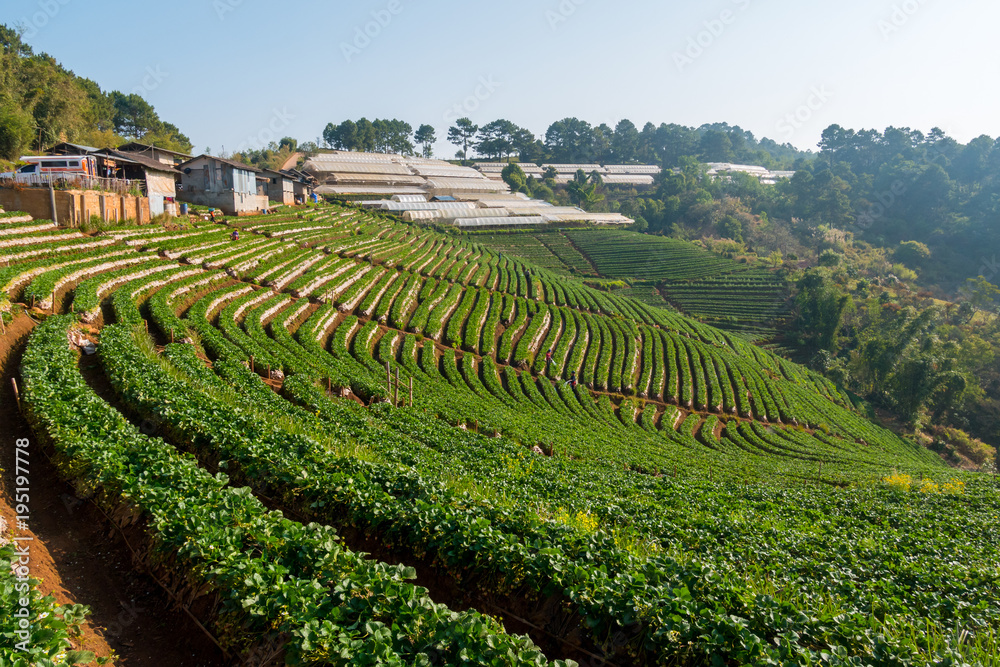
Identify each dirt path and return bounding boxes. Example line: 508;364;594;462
0;313;221;666
278;151;303;172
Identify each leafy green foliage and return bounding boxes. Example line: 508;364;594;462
4;201;998;666
0;25;191;157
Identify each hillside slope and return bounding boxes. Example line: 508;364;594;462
2;204;997;666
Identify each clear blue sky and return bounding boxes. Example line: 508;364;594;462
5;0;995;158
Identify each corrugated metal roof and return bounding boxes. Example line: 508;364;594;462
180;154;261;173
46;142;98;155
93;149;180;174
116;142;193;159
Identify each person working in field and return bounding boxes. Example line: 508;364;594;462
545;348;553;370
231;229;239;241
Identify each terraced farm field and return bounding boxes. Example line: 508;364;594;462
472;230;598;276
2;202;998;666
659;268;793;340
615;286;672;308
564;229;743;281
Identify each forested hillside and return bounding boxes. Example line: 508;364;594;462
593;127;1000;454
0;24;191;160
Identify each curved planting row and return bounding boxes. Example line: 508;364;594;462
3;203;987;666
23;315;560;666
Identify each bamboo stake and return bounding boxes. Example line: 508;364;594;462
386;362;391;398
394;367;400;407
11;378;20;412
409;376;413;407
250;355;254;373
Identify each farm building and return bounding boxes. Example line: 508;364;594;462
303;151;508;199
177;154;268;215
116;142;192;167
279;168;317;203
46;142;99;156
91;149;180;216
258;169;296;206
305;150;634;227
360;197;633;227
705;163;795;185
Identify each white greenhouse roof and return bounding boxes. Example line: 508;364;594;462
504;206;587;216
403;208;513;221
411;165;486;178
543;164;605;172
438;208;514;218
476;199;550;209
369;201;478;211
603;165;661;174
601;174;655;185
543;212;633;224
315;185;426;195
457;192;531;202
308;152;400;163
327;173;427;185
400;210;440;220
451;216;547;228
425;178;509;192
304;162;413;175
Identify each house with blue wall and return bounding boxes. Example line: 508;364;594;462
177;154;268;215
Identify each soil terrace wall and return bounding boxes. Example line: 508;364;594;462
0;187;151;225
